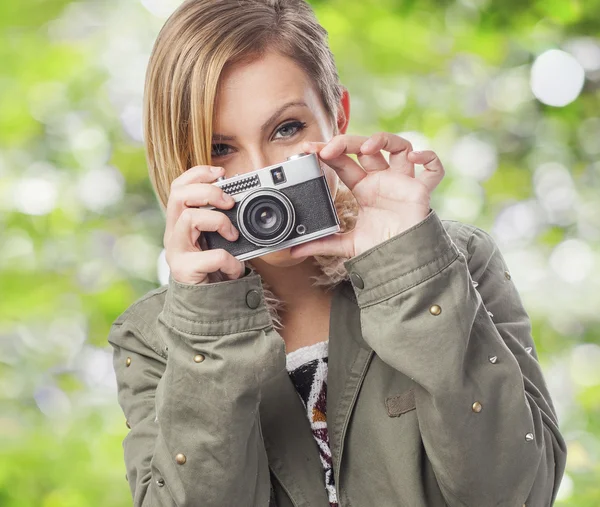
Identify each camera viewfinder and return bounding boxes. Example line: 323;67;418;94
270;167;286;185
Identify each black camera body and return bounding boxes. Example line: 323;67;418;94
203;153;340;261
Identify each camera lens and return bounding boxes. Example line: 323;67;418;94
253;206;278;230
237;190;295;246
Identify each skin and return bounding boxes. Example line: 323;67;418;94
163;50;446;352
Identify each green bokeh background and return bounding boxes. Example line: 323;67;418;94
1;0;599;505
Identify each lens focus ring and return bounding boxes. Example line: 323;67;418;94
237;189;295;246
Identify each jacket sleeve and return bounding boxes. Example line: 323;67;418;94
108;271;285;507
343;210;567;507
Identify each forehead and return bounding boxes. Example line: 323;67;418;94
214;51;321;129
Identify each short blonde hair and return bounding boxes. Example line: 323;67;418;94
144;0;357;323
144;0;344;208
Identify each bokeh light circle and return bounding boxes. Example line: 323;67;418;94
530;49;585;107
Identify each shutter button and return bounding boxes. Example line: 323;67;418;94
350;272;364;289
245;290;261;309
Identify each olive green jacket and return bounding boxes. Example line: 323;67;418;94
109;210;566;507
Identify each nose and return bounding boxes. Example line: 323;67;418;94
247;150;270;172
229;148;290;178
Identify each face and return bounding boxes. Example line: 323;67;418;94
212;50;349;268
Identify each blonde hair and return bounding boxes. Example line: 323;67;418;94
143;0;358;326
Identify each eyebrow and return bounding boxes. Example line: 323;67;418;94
211;100;308;143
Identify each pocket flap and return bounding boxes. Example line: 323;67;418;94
385;388;416;417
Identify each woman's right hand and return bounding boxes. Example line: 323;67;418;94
164;165;245;285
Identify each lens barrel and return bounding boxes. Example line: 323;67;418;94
237;189;295;246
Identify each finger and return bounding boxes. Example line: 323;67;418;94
289;232;353;258
170;183;236;209
318;135;369;159
165;165;226;245
305;139;388;172
165;184;235;244
170;165;225;189
302;141;327;154
173;249;244;281
169;208;238;253
185;250;245;279
360;132;414;178
303;140;369;190
357;150;389;172
319;153;367;190
409;150;446;192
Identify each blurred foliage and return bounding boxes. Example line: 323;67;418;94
1;0;599;505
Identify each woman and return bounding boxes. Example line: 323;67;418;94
109;0;566;506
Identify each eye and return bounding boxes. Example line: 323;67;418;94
272;121;307;140
211;143;233;158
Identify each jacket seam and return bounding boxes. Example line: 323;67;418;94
346;210;441;266
131;285;168;306
362;244;457;295
449;222;475;254
465;228;476;261
117;314;168;360
135;321;168;360
163;308;270;325
359;248;459;307
333;349;375;497
169;274;261;291
160;319;274;337
466;227;498;280
112;285;168;326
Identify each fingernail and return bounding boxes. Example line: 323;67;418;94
411;151;422;155
361;140;373;151
211;166;223;174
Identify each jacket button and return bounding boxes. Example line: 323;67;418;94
125;357;132;367
505;270;512;280
429;304;442;316
156;478;165;487
472;401;483;413
175;453;187;465
245;290;261;309
193;354;205;363
525;432;534;442
126;420;131;429
350;272;364;289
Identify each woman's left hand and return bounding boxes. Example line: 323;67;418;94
289;132;446;259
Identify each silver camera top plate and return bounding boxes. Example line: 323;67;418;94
212;152;323;200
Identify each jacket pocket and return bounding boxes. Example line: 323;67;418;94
385;388;416;417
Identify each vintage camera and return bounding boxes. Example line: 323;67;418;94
203;153;340;261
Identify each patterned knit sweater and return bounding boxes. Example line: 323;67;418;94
286;341;338;507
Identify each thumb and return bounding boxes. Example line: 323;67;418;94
289;232;352;259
